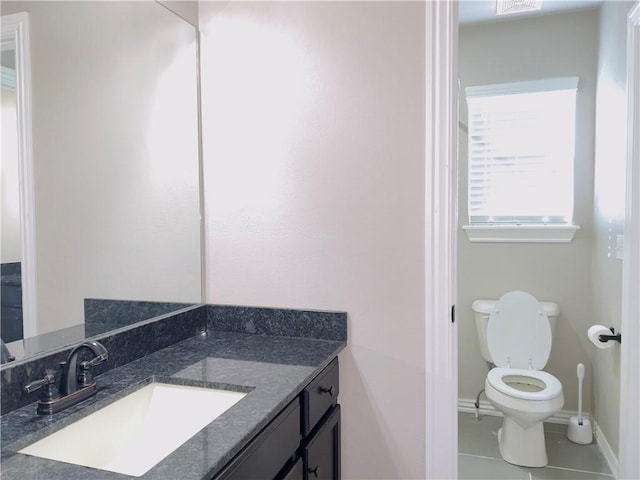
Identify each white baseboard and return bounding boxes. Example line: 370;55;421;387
595;421;619;478
458;398;619;478
458;397;583;424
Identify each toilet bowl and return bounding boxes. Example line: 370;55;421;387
473;291;564;467
485;368;564;466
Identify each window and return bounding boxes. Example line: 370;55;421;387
463;77;580;243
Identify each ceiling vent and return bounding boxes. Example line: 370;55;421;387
496;0;543;16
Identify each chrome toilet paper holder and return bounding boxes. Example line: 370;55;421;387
598;327;622;344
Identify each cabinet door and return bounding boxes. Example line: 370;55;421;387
215;399;301;480
304;405;340;480
279;458;304;480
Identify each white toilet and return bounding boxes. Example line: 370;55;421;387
472;291;564;468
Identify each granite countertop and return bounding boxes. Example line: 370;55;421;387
0;331;345;480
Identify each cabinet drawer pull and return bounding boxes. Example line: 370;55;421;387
319;386;333;397
308;466;319;478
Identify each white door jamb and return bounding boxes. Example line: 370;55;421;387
619;3;640;479
425;1;458;478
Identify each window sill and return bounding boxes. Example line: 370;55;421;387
462;224;580;243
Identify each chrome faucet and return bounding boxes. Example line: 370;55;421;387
25;340;108;415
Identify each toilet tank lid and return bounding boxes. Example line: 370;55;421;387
472;298;560;316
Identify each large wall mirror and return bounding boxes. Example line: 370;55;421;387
0;1;202;363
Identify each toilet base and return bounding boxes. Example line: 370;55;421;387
498;416;548;467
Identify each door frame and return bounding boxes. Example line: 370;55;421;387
619;3;640;479
424;1;458;478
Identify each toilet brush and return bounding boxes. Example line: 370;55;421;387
567;363;593;444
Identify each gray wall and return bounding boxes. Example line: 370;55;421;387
458;9;599;416
1;88;20;263
158;1;199;27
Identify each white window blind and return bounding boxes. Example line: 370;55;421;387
465;78;578;225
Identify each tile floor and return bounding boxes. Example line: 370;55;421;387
458;412;614;479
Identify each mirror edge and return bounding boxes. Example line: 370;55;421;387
1;12;37;339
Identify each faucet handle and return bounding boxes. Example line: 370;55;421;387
25;370;55;393
78;361;94;388
85;352;108;367
25;370;60;402
77;352;108;388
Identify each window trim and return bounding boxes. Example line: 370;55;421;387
465;76;579;97
462;224;580;243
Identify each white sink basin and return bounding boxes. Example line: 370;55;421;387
19;382;246;477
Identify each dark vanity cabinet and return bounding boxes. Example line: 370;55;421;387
215;358;340;480
281;458;304;479
299;404;340;480
298;357;341;480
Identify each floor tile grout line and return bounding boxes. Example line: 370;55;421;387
542;465;615;476
458;453;501;461
458;453;614;477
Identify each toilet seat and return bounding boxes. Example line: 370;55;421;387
487;291;552;370
487;368;562;401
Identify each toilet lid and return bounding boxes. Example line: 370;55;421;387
487;291;551;370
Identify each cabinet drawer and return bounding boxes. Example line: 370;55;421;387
303;405;341;480
215;399;301;480
302;358;339;435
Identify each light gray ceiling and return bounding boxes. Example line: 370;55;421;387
459;0;603;24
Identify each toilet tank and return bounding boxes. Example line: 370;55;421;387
471;298;560;365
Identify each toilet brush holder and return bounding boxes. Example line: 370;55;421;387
567;416;593;444
567;363;592;444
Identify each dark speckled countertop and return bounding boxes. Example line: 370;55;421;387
0;331;345;480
